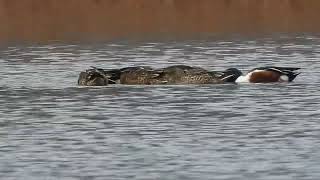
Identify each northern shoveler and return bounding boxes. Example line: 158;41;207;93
117;66;165;85
78;65;226;86
78;67;110;86
222;66;301;83
155;65;224;84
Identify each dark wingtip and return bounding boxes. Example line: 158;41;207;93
277;67;301;71
288;72;301;82
287;67;301;71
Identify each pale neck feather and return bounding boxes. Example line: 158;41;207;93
279;75;289;82
235;76;248;83
235;72;253;83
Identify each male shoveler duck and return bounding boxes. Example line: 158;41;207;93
78;65;226;86
221;66;301;83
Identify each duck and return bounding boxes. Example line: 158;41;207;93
154;65;224;84
117;66;165;85
78;67;110;86
221;66;301;83
78;65;227;86
110;65;225;85
78;66;166;86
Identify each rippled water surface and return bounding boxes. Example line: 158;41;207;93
1;35;320;180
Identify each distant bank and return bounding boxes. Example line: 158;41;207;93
0;0;319;43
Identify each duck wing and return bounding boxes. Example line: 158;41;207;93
251;67;300;73
250;66;301;82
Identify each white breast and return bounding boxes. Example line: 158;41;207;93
236;70;266;83
279;75;289;82
235;71;255;83
235;75;250;83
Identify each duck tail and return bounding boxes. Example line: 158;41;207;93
288;72;301;82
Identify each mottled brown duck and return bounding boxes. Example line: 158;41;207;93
78;65;227;86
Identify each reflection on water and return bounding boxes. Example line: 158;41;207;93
1;35;320;179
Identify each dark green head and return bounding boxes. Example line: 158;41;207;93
221;68;243;82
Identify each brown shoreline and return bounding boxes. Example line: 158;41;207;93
1;0;320;44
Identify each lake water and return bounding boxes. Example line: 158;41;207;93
1;35;320;180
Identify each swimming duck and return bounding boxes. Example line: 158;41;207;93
78;66;165;86
78;67;110;86
117;66;165;85
221;66;301;83
78;65;226;86
158;65;224;84
110;65;225;85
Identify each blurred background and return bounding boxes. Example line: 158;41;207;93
1;0;320;44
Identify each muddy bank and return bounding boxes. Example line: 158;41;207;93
0;0;320;43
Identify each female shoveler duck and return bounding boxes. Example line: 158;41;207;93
222;66;301;83
153;65;224;84
78;67;110;86
78;65;226;86
78;66;165;86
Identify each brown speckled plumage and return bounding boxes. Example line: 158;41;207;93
119;66;164;85
78;65;225;86
159;65;223;84
78;70;108;86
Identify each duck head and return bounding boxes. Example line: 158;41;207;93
78;69;109;86
221;68;243;82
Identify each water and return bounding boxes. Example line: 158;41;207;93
1;35;320;180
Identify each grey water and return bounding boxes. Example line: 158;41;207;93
1;35;320;180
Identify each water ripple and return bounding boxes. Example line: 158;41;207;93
1;35;320;179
